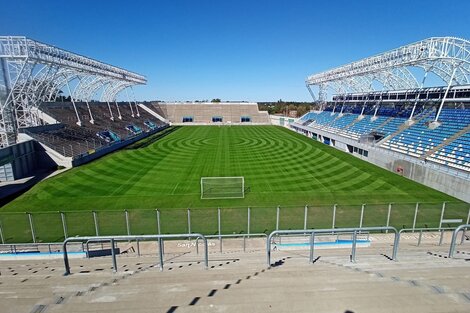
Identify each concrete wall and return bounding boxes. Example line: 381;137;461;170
368;152;470;203
0;141;40;181
291;123;470;203
153;102;270;125
270;115;298;127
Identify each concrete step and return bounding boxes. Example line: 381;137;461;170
165;301;470;313
2;236;469;313
43;288;470;313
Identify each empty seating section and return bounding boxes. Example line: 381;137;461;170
297;106;469;173
304;110;408;139
352;106;362;114
324;114;357;132
32;102;167;157
427;109;470;170
381;108;469;158
429;132;470;171
377;107;398;117
26;125;109;157
398;108;412;118
307;111;337;127
363;107;375;115
346;116;389;139
439;108;470;124
374;117;407;136
97;130;121;143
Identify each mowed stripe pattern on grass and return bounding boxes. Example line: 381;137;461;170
3;125;454;212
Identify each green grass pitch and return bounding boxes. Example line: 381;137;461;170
0;125;467;242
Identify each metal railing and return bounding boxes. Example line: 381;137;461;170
449;224;470;258
84;239;118;257
62;233;208;275
0;242;83;254
267;226;399;267
1;202;468;244
398;227;455;247
195;233;267;254
274;232;371;244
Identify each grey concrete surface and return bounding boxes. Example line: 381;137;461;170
0;234;469;313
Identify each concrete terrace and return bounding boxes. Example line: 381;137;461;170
1;233;469;313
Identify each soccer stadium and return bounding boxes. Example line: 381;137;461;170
1;3;470;313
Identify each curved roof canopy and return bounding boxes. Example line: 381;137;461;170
306;37;470;100
0;36;147;146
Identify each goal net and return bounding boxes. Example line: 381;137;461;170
200;176;245;199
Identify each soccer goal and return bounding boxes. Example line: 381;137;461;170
200;176;245;199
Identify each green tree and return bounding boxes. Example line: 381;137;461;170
297;105;309;117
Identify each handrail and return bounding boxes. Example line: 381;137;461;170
85;238;118;257
398;227;455;246
195;233;267;254
267;227;399;267
449;224;470;258
399;227;455;233
0;242;83;254
274;231;370;243
0;242;69;247
62;234;208;275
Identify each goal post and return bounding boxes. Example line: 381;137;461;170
200;176;245;199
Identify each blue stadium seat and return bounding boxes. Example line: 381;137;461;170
382;108;470;160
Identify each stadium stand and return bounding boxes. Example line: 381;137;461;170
381;108;469;157
22;102;167;158
152;102;271;125
298;37;470;190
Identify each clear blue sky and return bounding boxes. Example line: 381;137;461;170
2;0;470;102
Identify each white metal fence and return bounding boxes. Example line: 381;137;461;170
0;202;468;244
